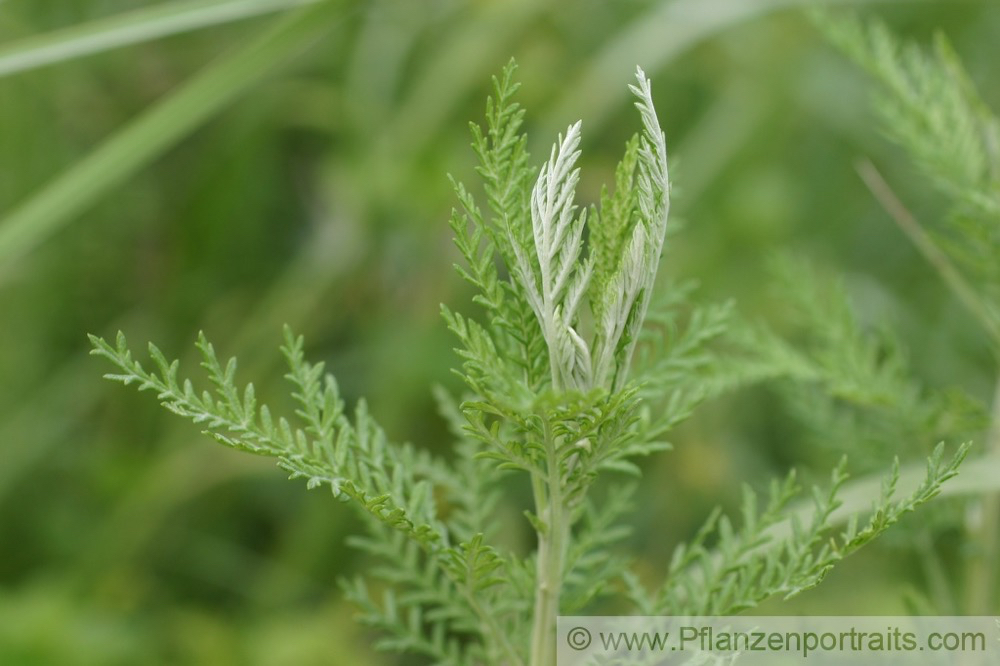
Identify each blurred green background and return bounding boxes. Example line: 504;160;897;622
1;0;997;663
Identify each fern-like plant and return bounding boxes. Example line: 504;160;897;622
91;62;968;665
818;11;1000;616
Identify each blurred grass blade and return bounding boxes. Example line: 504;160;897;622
0;0;341;270
548;0;914;132
0;0;320;78
856;159;1000;347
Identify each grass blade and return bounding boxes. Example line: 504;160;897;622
0;0;320;78
547;0;918;133
0;0;343;271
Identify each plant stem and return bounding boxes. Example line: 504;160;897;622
966;372;1000;614
916;530;957;614
855;159;1000;347
856;159;1000;612
459;583;525;666
530;418;569;666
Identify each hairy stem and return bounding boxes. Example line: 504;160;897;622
530;418;569;666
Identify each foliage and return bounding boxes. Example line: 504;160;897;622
91;59;972;665
818;9;1000;617
818;10;1000;344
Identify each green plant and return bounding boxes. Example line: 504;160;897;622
819;11;1000;616
91;61;969;665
